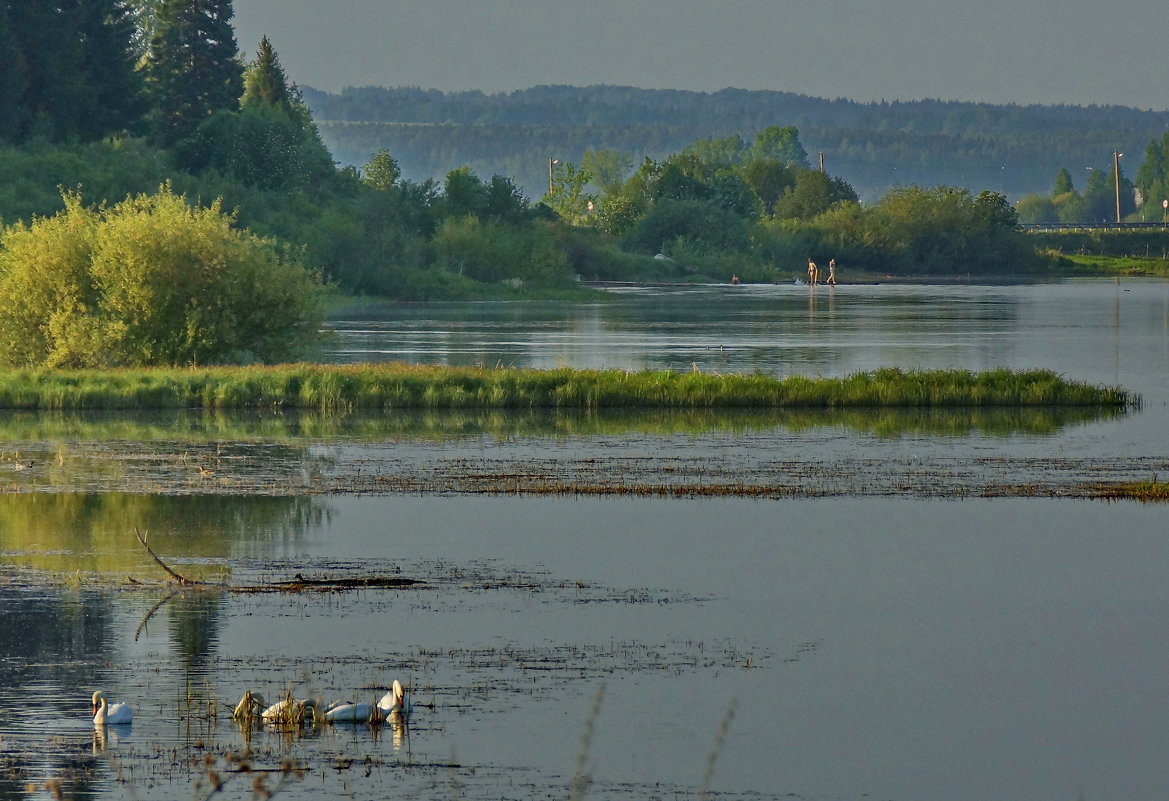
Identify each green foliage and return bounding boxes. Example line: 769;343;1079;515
870;185;1033;273
433;216;571;287
622;198;751;256
749;125;809;167
362;149;401;191
175;103;334;192
772;170;857;220
241;36;291;110
0;185;323;367
443;166;488;218
543;161;594;225
1014;193;1057;223
739;159;796;215
482;174;530;223
581;149;633;195
1134;134;1169;221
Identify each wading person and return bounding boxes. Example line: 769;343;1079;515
827;258;837;285
807;258;818;285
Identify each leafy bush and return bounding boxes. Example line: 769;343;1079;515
622;198;751;255
0;185;323;367
432;216;571;287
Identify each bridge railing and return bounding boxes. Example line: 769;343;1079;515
1019;222;1169;232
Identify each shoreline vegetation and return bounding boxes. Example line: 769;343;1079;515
0;365;1136;412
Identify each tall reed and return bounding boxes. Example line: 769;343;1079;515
0;365;1136;412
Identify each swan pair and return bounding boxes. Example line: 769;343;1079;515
92;691;132;726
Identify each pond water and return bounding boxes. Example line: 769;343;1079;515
2;278;1168;801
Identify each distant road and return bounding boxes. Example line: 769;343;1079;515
1019;222;1169;232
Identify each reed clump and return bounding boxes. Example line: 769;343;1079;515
1091;479;1169;501
0;364;1136;412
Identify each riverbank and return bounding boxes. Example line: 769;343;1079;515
0;365;1136;411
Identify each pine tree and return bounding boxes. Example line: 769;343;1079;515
241;35;291;110
144;0;243;146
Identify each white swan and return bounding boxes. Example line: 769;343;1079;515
324;701;382;724
92;691;133;726
376;680;412;718
261;696;318;725
232;690;267;721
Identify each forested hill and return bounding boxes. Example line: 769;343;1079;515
302;84;1169;201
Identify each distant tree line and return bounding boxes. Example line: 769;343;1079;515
301;85;1169;202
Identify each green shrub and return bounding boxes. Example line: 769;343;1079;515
0;185;324;367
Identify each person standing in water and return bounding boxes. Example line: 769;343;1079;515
827;259;837;285
807;258;818;285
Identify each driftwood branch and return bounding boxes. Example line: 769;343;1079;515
132;529;425;593
135;528;206;585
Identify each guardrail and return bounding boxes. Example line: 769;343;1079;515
1019;222;1169;232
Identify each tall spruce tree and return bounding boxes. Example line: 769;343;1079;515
74;0;146;139
144;0;243;146
0;5;29;141
0;0;141;142
6;1;84;140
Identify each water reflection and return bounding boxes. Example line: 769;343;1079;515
324;283;1027;375
0;494;324;577
0;404;1123;448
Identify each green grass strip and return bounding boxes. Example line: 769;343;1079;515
0;365;1137;412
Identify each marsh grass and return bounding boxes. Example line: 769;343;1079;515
1091;479;1169;501
0;365;1136;412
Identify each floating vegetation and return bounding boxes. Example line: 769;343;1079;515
1086;478;1169;501
0;364;1137;411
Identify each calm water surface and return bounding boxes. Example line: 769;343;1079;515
1;279;1167;801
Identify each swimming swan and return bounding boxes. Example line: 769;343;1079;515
92;691;133;726
324;701;382;724
232;690;267;721
376;680;412;718
261;696;318;725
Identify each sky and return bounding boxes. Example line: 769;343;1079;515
233;0;1169;110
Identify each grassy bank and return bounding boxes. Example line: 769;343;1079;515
1053;253;1169;277
0;365;1136;411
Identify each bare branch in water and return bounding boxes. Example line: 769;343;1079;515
135;528;206;585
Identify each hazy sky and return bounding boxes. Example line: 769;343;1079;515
234;0;1169;110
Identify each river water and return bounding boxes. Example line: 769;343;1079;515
1;279;1167;801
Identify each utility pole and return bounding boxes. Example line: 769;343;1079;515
548;157;559;195
1114;150;1124;223
819;152;825;173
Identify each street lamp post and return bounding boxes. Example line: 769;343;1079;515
548;157;559;195
1113;150;1124;223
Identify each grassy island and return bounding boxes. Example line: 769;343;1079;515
0;365;1136;412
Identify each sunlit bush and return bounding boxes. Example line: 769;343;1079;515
0;185;323;367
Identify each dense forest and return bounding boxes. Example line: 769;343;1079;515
302;85;1169;202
